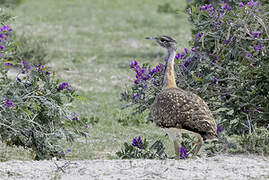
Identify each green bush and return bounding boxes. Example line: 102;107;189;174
9;34;49;65
0;22;86;160
0;8;13;24
0;0;24;8
183;0;268;134
116;136;167;159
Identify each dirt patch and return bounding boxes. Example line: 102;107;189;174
0;154;268;180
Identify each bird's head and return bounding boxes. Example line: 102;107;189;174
146;35;177;51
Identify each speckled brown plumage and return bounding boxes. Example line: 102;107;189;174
151;87;217;140
147;35;217;157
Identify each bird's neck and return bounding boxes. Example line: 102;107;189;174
163;48;177;89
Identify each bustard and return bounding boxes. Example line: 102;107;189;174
146;35;217;158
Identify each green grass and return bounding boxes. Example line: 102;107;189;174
1;0;191;160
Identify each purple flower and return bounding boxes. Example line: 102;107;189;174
184;48;189;54
129;60;138;69
246;53;251;58
134;79;139;84
180;146;188;159
253;108;259;114
210;60;216;67
212;77;218;84
218;13;222;19
253;44;262;51
250;31;260;38
248;64;254;68
1;25;12;31
221;92;231;101
132;93;140;100
200;5;207;11
57;82;71;92
22;61;32;69
242;107;249;113
183;58;192;67
4;62;12;67
196;32;203;38
223;3;232;11
37;65;46;72
247;0;258;7
200;4;213;11
239;2;244;7
176;53;185;59
198;72;203;78
191;47;197;52
5;99;14;107
85;125;89;129
72;116;78;121
66;149;71;153
217;125;223;133
225;93;231;100
175;53;181;59
187;8;192;14
132;136;143;149
0;45;4;50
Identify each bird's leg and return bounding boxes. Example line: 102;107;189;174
164;128;182;159
173;140;180;160
180;129;203;156
193;133;203;156
166;128;203;157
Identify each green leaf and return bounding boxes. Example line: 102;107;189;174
76;95;86;101
227;109;234;116
214;107;229;113
23;108;33;119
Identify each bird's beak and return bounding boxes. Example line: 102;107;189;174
145;36;157;41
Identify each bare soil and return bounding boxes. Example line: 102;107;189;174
0;154;268;180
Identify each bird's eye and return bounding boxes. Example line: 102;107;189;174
160;38;165;42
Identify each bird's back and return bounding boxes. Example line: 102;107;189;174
150;87;217;140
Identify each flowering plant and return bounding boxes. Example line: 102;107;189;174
121;61;165;115
116;136;167;159
0;22;86;160
184;0;268;134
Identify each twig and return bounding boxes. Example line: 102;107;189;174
54;161;66;173
53;161;76;173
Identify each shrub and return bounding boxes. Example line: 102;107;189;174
0;23;86;160
116;136;167;159
0;8;13;24
0;0;24;8
235;126;269;154
182;0;268;134
0;8;49;65
7;34;49;65
115;109;149;126
157;3;177;14
122;1;268;138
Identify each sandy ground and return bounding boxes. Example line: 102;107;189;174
0;154;268;180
